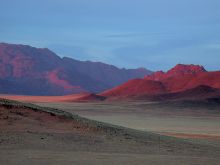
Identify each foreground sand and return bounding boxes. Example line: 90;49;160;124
1;149;219;165
1;99;220;164
38;101;220;140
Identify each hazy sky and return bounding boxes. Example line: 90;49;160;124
1;0;220;71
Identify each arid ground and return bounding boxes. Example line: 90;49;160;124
1;98;219;164
38;101;220;140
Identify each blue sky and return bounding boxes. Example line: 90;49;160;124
0;0;220;71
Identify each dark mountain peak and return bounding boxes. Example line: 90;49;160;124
0;42;61;60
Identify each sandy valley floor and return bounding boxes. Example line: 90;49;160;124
38;101;220;140
1;99;220;165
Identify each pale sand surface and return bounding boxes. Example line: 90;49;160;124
1;100;220;165
1;150;220;165
38;102;220;140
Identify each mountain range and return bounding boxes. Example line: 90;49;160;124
101;64;220;101
1;42;220;101
0;43;152;95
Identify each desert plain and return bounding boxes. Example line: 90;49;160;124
0;97;220;165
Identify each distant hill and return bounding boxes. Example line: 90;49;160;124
101;64;220;100
0;43;152;95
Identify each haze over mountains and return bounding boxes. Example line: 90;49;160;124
0;43;152;95
1;42;220;101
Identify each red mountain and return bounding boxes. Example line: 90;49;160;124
145;64;206;81
101;64;220;100
149;85;220;101
145;64;220;92
101;79;166;98
0;43;152;95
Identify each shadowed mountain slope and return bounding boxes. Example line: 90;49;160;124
0;43;152;95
